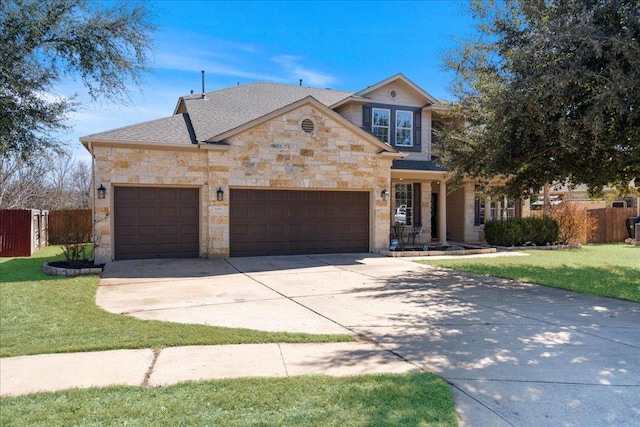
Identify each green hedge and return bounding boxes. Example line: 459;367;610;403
484;217;559;246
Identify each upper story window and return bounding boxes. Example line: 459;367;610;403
395;110;413;147
372;108;390;143
362;103;421;152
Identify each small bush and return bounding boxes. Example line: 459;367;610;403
549;201;598;244
484;216;559;246
47;214;91;267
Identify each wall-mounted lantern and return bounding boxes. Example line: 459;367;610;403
97;184;106;199
381;189;389;201
216;187;224;201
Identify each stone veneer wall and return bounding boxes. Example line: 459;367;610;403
92;145;210;264
92;103;393;262
219;104;393;255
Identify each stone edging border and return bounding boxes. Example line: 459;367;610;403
379;247;497;258
42;262;103;277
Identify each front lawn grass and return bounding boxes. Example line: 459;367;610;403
0;373;458;426
0;246;352;358
418;244;640;302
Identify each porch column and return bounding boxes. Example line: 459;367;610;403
438;180;447;243
485;196;492;221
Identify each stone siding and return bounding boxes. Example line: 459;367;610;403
92;103;393;262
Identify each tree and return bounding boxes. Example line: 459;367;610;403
0;149;91;210
0;0;154;160
440;0;640;198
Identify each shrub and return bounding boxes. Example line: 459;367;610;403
484;216;559;246
549;201;598;244
47;213;91;268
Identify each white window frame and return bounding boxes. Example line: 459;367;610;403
372;108;390;144
395;110;413;147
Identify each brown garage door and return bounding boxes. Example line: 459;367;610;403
230;189;369;257
114;187;199;260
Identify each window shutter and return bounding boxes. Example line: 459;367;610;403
413;183;421;226
414;111;421;146
362;105;372;133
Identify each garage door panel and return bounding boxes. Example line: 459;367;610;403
114;187;199;260
230;189;369;256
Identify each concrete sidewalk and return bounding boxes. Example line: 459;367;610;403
0;342;418;397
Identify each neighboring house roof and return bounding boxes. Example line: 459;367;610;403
355;73;439;106
391;159;447;172
176;83;354;142
81;114;196;145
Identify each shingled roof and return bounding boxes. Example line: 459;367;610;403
82;83;355;145
81;113;196;145
179;83;355;142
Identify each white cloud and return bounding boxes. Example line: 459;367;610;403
271;55;337;87
154;51;283;82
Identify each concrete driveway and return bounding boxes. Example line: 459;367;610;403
98;254;640;427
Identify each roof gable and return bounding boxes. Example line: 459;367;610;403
177;83;354;142
211;96;400;155
355;73;439;106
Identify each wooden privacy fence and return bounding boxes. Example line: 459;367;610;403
0;209;49;257
48;209;92;244
588;207;637;243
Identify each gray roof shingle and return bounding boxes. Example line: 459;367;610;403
82;113;196;144
391;159;447;172
181;83;354;141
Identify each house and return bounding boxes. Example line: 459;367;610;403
81;73;529;263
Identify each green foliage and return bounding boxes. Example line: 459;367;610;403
0;0;154;159
484;216;559;246
0;246;352;358
47;214;92;267
0;374;458;426
441;0;640;197
418;244;640;303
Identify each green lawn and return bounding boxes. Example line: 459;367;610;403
0;246;352;358
418;244;640;302
1;246;458;426
0;374;457;426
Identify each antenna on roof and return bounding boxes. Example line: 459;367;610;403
201;70;206;99
299;79;302;87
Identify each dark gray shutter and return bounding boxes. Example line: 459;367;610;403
413;183;421;226
414;110;421;147
362;105;372;133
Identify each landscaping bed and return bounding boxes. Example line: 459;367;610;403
381;244;496;257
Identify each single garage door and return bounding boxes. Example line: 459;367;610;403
114;187;199;260
230;189;369;256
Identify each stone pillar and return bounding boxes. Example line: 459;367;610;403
485;196;492;221
438;180;447;243
421;182;432;243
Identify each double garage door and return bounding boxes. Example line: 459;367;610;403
230;189;370;257
114;187;370;259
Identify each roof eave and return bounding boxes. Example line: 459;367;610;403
80;137;228;151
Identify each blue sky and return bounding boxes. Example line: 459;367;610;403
66;0;476;162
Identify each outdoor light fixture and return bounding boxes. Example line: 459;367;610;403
216;187;224;201
97;184;106;199
381;189;389;201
